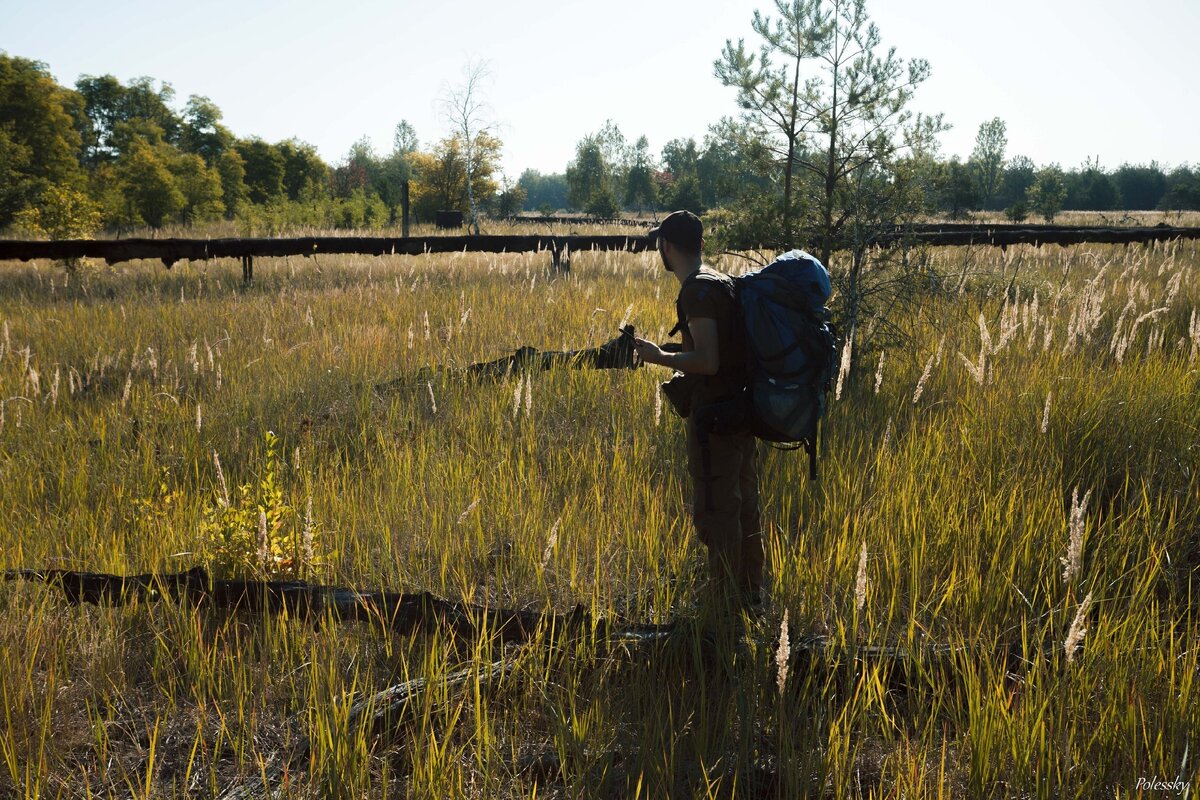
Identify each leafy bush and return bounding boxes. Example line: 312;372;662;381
12;184;101;240
1004;200;1028;222
199;431;325;580
1027;166;1067;222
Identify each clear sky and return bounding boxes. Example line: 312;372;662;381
4;0;1197;178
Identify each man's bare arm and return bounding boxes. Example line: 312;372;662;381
632;317;720;375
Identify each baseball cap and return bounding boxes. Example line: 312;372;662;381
648;210;703;252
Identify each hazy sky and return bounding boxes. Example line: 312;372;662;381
4;0;1197;178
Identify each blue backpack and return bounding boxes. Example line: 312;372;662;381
694;250;839;480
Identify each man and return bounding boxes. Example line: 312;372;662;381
633;210;763;609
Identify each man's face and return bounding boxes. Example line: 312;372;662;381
658;239;671;272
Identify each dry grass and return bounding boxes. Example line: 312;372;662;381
0;237;1197;797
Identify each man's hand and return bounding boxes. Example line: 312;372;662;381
631;337;666;366
633;320;719;374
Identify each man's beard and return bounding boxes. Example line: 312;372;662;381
659;247;671;272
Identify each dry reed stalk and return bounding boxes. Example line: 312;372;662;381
912;354;935;404
958;351;986;386
301;496;315;566
257;510;271;571
835;332;853;401
977;313;993;356
541;517;561;571
213;452;230;508
618;303;633;331
457;498;480;525
1061;486;1091;585
775;610;790;696
855;543;868;613
998;303;1020;351
1064;591;1093;663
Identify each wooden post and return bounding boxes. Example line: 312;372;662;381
401;181;410;238
241;255;253;285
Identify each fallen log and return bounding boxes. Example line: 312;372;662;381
4;566;1051;795
0;235;653;268
1;227;1197;273
1;567;1041;666
0;566;673;645
503;214;648;226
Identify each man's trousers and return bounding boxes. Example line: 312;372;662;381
686;415;763;595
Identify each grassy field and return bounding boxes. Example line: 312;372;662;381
0;238;1197;797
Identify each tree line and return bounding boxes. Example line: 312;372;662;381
0;54;523;238
3;0;1198;248
529;115;1200;226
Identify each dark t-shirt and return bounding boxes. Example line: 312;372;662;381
675;265;745;403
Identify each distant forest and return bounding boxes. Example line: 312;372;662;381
2;53;1199;239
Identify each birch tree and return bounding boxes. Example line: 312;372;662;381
440;61;495;235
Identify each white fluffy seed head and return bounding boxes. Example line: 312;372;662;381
301;496;315;566
213;451;229;508
912;354;935;404
257;510;271;571
775;610;791;696
541;516;561;571
1060;486;1091;584
855;543;868;613
1064;591;1093;663
457;498;480;525
835;332;853;401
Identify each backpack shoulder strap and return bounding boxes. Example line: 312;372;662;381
671;270;735;336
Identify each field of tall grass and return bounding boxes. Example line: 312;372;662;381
0;238;1196;797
